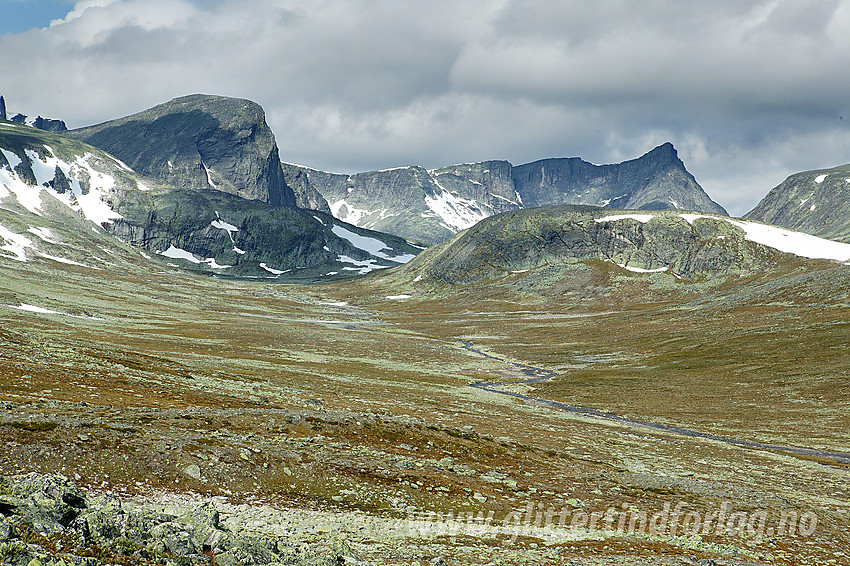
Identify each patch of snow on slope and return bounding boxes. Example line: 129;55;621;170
489;193;520;206
815;174;827;183
595;213;654;223
386;294;412;300
0;224;33;261
3;302;104;320
425;180;490;232
27;226;56;243
329;199;375;226
204;164;218;189
158;244;231;269
599;194;628;207
331;224;414;263
679;213;850;262
260;263;289;275
10;147;123;224
211;217;238;243
1;149;43;214
337;255;390;275
37;253;99;269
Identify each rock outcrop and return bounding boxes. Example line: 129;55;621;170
289;143;727;245
0;472;363;565
396;206;831;286
68;94;297;207
745;163;850;243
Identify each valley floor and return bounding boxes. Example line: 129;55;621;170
1;250;849;565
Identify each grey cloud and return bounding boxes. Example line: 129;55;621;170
0;0;848;216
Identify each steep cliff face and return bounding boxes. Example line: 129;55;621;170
68;94;297;207
281;165;331;214
289;143;727;245
745;164;850;243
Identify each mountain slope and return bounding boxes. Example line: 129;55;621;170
745;163;850;243
390;205;850;287
67;94;296;207
1;122;418;279
287;143;726;245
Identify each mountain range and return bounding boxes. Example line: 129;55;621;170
2;92;850;281
3;94;850;566
283;142;727;245
0;106;418;280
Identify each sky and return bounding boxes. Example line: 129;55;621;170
1;0;849;216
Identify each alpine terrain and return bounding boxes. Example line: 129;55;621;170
1;111;419;280
745;162;850;243
284;142;727;245
1;94;849;566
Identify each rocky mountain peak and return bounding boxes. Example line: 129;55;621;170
67;94;296;207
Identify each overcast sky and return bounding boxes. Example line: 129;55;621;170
1;0;849;215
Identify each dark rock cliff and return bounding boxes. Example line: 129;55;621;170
68;94;297;207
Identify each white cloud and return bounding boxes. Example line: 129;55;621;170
1;0;848;216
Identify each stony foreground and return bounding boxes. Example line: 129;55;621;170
0;473;363;566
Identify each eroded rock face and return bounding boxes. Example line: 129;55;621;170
68;94;297;207
745;164;850;243
0;473;363;566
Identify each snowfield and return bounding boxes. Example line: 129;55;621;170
0;145;123;225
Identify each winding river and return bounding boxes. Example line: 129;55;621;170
461;340;850;466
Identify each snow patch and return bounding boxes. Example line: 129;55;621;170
27;226;56;243
3;302;104;321
679;213;850;262
337;254;390;275
425;181;490;232
319;301;348;307
6;147;124;225
211;217;238;244
37;253;99;269
599;194;628;207
203;164;218;189
815;174;827;184
260;263;289;275
331;224;413;263
0;224;33;261
157;245;230;269
595;213;654;223
386;294;412;300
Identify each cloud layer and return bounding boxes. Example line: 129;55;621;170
2;0;849;214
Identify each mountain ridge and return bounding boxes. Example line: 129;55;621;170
284;142;727;245
0;121;419;280
745;163;850;243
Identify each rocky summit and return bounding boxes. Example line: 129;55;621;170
286;142;726;245
68;94;297;207
745;163;850;243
